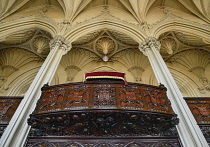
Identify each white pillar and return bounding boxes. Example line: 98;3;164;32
139;37;208;147
0;36;71;147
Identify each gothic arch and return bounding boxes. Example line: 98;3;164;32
0;17;58;39
152;21;210;41
168;67;201;97
64;20;147;44
6;67;40;96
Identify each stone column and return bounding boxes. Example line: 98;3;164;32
139;37;208;147
0;36;71;147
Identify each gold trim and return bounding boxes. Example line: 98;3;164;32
85;76;124;81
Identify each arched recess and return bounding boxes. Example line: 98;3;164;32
149;67;201;97
0;17;59;39
64;19;147;44
6;67;40;96
168;67;201;97
152;20;210;41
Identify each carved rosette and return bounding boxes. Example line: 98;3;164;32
139;37;161;55
49;36;72;55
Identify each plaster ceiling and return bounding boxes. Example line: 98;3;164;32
1;0;210;23
0;29;52;59
0;0;210;96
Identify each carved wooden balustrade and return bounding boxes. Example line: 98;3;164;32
0;96;23;137
185;97;210;142
33;82;173;114
26;82;181;146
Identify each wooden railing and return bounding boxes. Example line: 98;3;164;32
34;82;173;115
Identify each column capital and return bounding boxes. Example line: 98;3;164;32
50;36;72;54
139;37;160;54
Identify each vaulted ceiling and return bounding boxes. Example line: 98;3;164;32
1;0;210;23
0;0;210;97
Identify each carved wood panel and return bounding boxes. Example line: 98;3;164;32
119;86;144;109
25;138;181;147
0;97;22;124
142;87;169;113
0;97;23;137
64;86;90;109
36;87;66;113
34;83;173;114
93;85;116;108
185;98;210;124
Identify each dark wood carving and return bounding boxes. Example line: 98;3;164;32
36;87;65;113
0;96;23;137
119;87;144;109
25;138;181;147
33;82;173;115
65;86;90;109
93;85;116;108
28;110;178;137
184;98;210;124
184;97;210;140
0;97;23;124
26;82;180;146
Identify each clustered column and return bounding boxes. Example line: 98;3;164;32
0;36;71;147
139;37;208;147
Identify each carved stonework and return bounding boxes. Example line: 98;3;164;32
109;30;139;45
61;49;98;82
113;49;149;82
170;50;210;76
160;38;177;56
49;36;72;54
31;36;50;57
0;48;40;87
95;37;115;56
73;31;101;45
174;31;208;46
72;30;138;62
65;66;81;82
139;37;161;54
170;49;210;91
0;29;36;45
